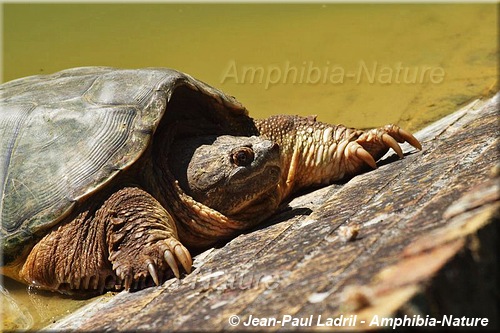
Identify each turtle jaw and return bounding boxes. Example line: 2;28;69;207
222;164;282;221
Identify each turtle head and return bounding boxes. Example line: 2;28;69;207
169;135;282;221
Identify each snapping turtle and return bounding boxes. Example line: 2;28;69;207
0;67;421;294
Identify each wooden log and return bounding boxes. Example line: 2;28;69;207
46;94;499;331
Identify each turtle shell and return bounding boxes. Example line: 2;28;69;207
0;67;250;263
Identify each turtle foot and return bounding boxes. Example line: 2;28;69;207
353;124;421;167
110;236;192;291
341;124;421;177
106;187;193;291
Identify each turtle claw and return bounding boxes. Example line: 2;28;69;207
147;261;160;286
174;244;193;274
355;124;422;164
398;127;422;151
382;133;404;158
380;124;422;152
348;142;377;169
164;249;180;279
82;276;91;290
162;241;193;279
124;273;133;291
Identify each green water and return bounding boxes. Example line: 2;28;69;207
3;3;498;131
1;3;498;330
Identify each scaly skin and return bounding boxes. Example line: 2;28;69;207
12;114;420;294
255;115;421;202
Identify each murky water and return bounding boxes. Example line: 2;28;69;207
1;3;498;330
1;277;95;331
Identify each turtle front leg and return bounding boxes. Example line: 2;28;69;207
255;115;421;200
19;187;191;294
105;187;192;290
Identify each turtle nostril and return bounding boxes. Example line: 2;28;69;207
268;166;280;180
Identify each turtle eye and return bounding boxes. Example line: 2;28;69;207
231;147;255;167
